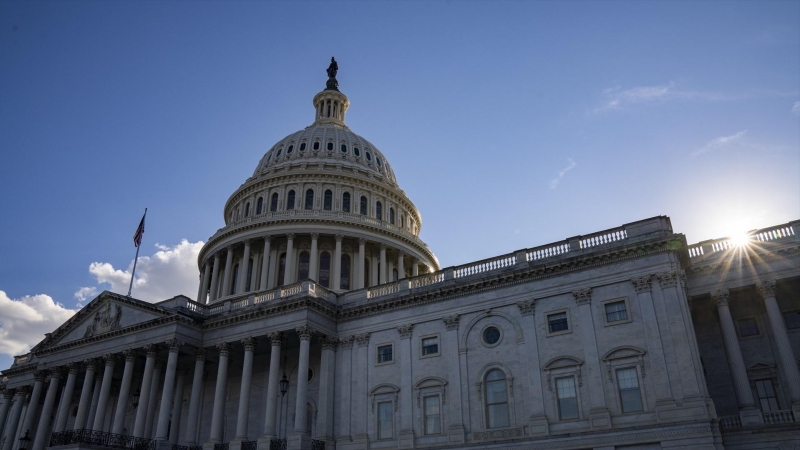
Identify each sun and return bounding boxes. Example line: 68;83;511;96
729;231;751;247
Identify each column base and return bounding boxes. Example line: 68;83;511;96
589;407;612;430
155;442;174;450
739;407;764;427
256;436;274;450
229;438;246;450
203;442;220;450
287;432;310;450
397;429;415;448
446;424;466;444
528;414;549;436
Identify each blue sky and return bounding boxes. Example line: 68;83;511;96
0;1;798;370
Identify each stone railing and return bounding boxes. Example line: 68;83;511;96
687;220;799;259
191;281;335;316
762;410;795;425
719;415;742;430
454;253;515;278
579;227;628;249
409;272;444;289
213;444;229;450
172;445;202;450
50;429;155;450
367;281;401;299
528;240;570;261
241;442;257;450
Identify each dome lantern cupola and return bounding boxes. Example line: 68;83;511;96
314;57;349;126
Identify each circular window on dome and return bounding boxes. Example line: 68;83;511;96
276;149;282;157
366;151;372;161
327;142;334;151
341;144;347;153
313;142;320;150
354;147;360;156
482;326;502;347
300;142;306;151
287;145;294;154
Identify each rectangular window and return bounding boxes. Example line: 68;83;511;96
556;377;579;420
784;311;800;330
421;336;439;356
755;379;779;412
377;401;393;439
739;318;759;337
377;345;393;363
605;301;628;323
616;368;644;413
548;312;569;333
423;396;441;435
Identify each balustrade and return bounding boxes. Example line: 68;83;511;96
580;228;627;249
762;410;794;425
268;439;287;450
49;430;155;450
240;442;257;450
688;220;798;259
454;254;515;278
719;415;742;430
367;281;400;299
527;241;570;261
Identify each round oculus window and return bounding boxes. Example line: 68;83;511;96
483;327;501;345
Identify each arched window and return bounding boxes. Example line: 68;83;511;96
277;253;286;287
245;258;253;291
230;264;239;295
287;190;296;210
376;202;383;221
298;252;310;281
360;196;368;215
484;370;510;429
389;208;395;224
305;189;314;210
327;142;334;151
319;252;331;288
340;254;351;290
324;190;333;211
245;202;251;217
270;193;279;212
313;141;320;150
256;197;263;215
342;192;351;213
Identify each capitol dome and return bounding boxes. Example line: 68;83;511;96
196;59;439;303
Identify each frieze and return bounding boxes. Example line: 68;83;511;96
84;300;122;338
473;427;523;441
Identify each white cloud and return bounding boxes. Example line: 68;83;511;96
792;101;800;115
75;239;205;304
0;291;78;358
692;130;748;156
550;158;577;189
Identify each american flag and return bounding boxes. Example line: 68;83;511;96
133;212;146;247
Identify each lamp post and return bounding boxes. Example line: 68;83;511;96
279;340;289;397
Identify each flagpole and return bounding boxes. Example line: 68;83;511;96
128;208;147;297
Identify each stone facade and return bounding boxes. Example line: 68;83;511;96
1;74;799;450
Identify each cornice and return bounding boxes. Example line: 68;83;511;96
685;246;800;278
201;296;338;330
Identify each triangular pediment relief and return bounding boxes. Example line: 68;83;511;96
31;291;173;354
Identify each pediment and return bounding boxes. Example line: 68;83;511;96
543;356;583;371
602;346;646;361
31;291;173;354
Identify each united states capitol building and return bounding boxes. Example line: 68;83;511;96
1;61;799;450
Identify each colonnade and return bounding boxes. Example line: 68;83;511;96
711;279;800;425
198;233;428;304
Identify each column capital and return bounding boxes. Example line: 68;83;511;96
144;344;159;357
241;337;257;351
339;335;355;349
296;325;316;340
123;349;137;362
2;388;14;399
102;353;116;367
83;358;97;371
267;331;284;346
194;348;207;361
65;362;79;374
310;233;319;240
166;339;184;353
756;280;777;299
286;233;295;240
573;288;592;305
712;288;730;307
335;234;344;242
516;299;535;316
397;324;413;339
320;335;338;350
243;239;252;246
216;342;231;356
18;385;31;395
656;270;678;288
358;238;367;245
47;369;64;381
379;243;387;251
443;314;460;330
631;276;652;293
226;244;235;251
263;234;272;242
355;332;370;347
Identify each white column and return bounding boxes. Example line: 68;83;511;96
86;372;102;430
199;262;212;304
262;333;282;440
112;350;136;434
238;240;251;294
712;289;762;424
133;346;158;437
54;364;78;432
292;326;314;437
309;234;319;282
208;343;230;444
168;367;187;444
316;337;336;444
757;281;800;406
156;340;182;440
32;371;62;450
283;234;295;286
0;389;13;440
20;372;45;440
144;361;162;439
573;288;610;429
357;239;365;289
221;246;235;298
397;325;414;447
397;251;405;279
411;258;419;277
2;391;26;450
235;338;256;440
73;361;96;431
379;244;387;284
370;252;378;287
184;349;206;445
209;253;222;301
259;236;271;291
333;234;343;290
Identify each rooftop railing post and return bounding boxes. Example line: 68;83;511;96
514;249;528;266
568;236;582;251
443;267;454;280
